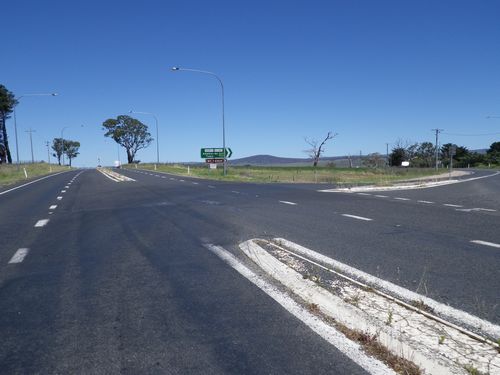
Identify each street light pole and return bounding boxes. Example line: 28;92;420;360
171;66;227;176
13;93;58;169
61;126;69;166
129;110;160;164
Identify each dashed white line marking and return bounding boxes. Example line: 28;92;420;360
417;200;434;204
231;191;240;194
61;190;66;193
208;185;215;189
357;193;371;196
161;176;166;179
279;200;297;205
8;248;30;264
179;179;185;182
56;196;63;200
470;240;500;249
476;208;497;212
192;182;199;185
341;214;373;221
49;205;57;210
443;204;463;208
374;195;388;198
393;197;410;201
169;178;175;180
34;219;50;227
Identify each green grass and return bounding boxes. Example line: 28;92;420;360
125;163;443;185
0;163;69;187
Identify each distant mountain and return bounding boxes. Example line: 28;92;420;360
228;154;362;167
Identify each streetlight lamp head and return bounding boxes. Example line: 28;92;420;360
171;67;180;71
52;93;58;96
129;110;133;113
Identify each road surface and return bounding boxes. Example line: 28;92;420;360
0;168;499;373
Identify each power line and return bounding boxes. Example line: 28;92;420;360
442;132;500;136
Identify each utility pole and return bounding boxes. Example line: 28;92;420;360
46;141;52;172
431;129;443;170
386;143;389;166
46;141;50;164
25;128;36;163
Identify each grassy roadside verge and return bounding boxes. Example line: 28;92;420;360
124;163;443;185
0;163;69;187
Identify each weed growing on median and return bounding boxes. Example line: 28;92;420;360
344;293;362;308
386;309;393;326
307;303;320;313
438;335;446;345
464;364;487;375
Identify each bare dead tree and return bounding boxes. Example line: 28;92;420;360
304;131;337;167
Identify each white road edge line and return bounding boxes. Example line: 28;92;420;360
470;240;500;249
8;248;30;264
203;243;394;375
0;171;69;196
34;219;50;227
279;200;298;206
49;205;57;210
341;214;373;221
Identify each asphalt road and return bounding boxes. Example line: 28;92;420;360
1;167;499;373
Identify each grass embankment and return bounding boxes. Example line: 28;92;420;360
127;163;443;185
0;163;69;187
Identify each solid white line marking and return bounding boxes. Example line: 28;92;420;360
204;244;394;375
0;171;68;196
341;214;373;221
374;195;388;198
49;205;57;210
8;248;30;264
357;193;371;196
279;200;297;206
394;197;410;201
34;219;49;227
470;240;500;249
417;200;434;204
57;196;63;200
444;204;463;208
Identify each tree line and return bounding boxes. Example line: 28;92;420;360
388;140;500;168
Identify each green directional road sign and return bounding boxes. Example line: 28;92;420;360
201;148;232;159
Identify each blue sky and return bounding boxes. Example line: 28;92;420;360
2;0;500;167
